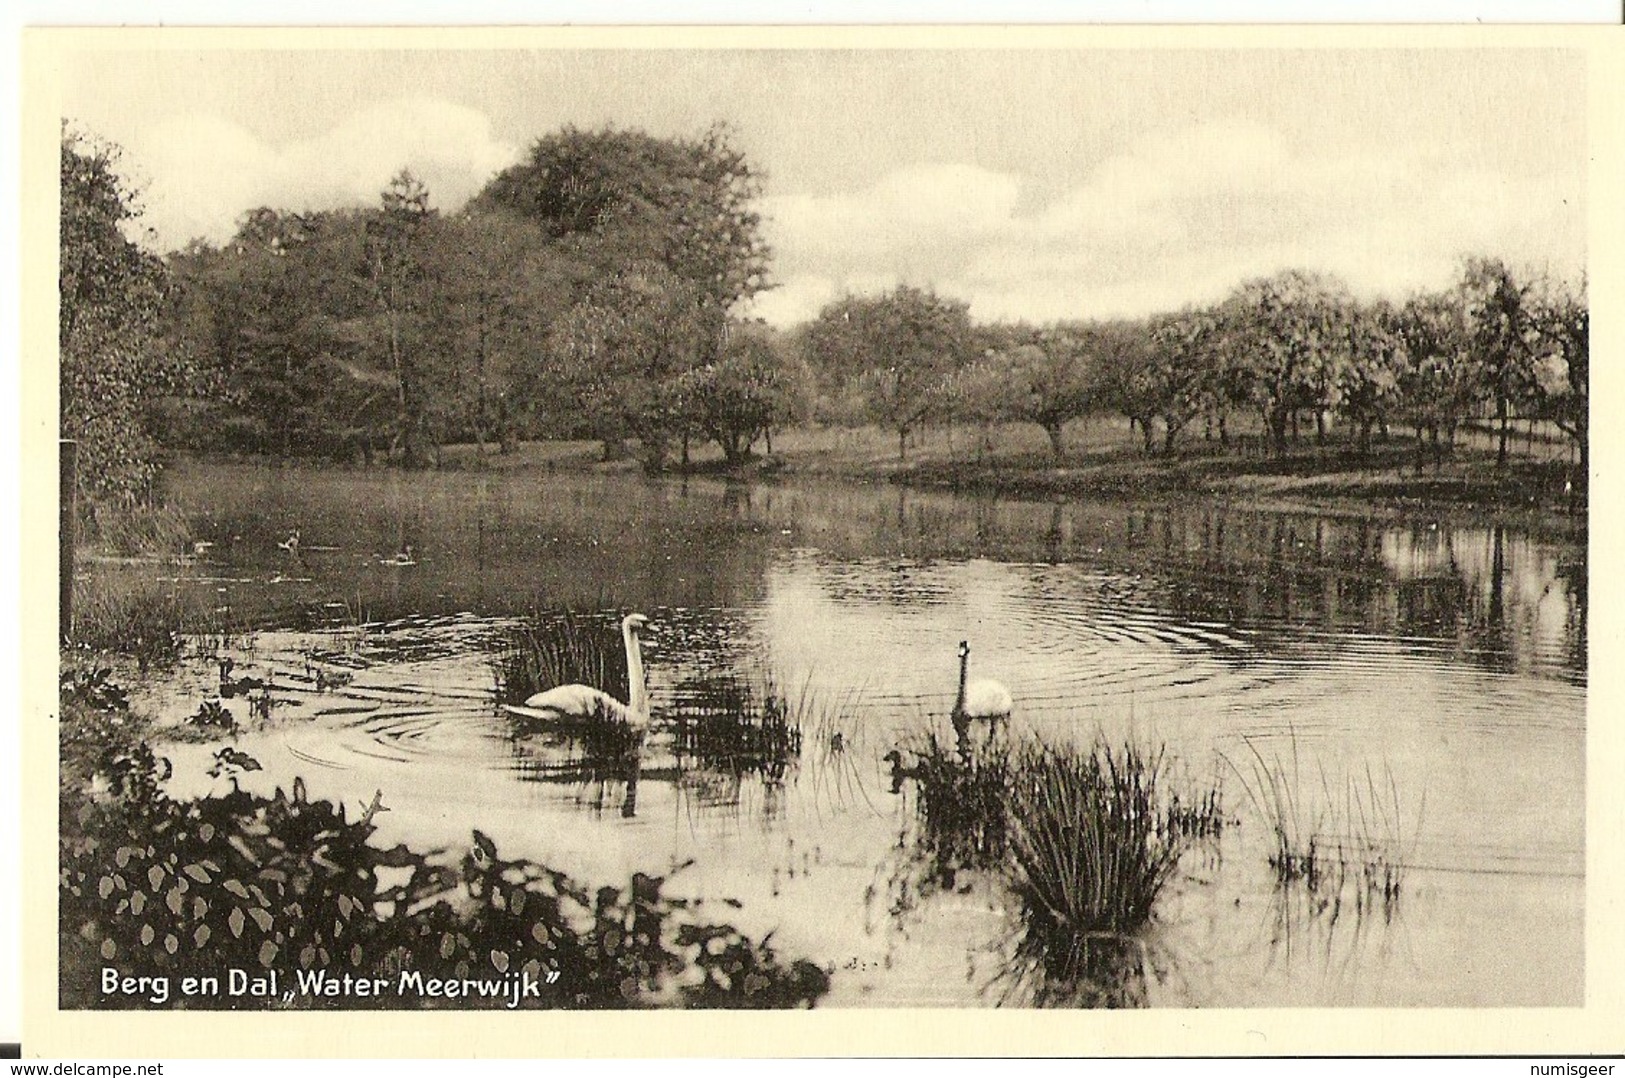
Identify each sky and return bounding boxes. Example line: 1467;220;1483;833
58;44;1588;327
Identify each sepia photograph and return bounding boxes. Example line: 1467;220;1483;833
25;25;1609;1051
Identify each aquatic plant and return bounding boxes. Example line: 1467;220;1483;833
495;609;630;707
1005;742;1184;941
1227;737;1419;915
888;732;1012;888
68;579;190;670
886;731;1219;1005
668;670;803;784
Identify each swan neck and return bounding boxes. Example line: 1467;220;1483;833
954;651;968;713
624;624;647;716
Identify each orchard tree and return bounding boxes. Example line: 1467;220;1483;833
1459;257;1535;468
1146;310;1221;455
804;286;974;462
945;352;1021;460
1223;270;1352;456
997;325;1099;461
674;322;796;463
1398;290;1475;464
1338;300;1408;455
1527;277;1588;474
1090;319;1163;454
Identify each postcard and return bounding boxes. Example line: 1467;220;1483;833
18;23;1622;1057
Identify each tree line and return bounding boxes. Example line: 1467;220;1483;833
804;266;1586;471
62;121;1587;529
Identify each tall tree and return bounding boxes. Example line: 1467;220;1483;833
364;170;440;466
427;207;570;455
545;262;707;469
479;123;772;449
59;128;189;516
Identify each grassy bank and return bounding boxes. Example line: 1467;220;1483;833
425;418;1583;531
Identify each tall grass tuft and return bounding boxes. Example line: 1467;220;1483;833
1228;736;1420;916
69;578;192;670
495;609;630;707
888;732;1220;1004
669;670;803;783
1006;741;1184;943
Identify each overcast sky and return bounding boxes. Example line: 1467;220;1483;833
59;46;1587;326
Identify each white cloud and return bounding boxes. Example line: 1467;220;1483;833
752;121;1584;327
134;98;523;249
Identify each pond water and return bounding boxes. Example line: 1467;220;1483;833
117;459;1585;1007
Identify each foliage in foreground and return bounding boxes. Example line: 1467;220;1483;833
60;667;829;1010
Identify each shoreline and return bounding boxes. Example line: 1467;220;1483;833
155;425;1588;544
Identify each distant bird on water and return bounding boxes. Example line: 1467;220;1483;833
380;544;416;567
277;529;300;555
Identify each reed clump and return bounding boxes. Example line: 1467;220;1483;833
890;732;1222;1003
1228;737;1419;915
669;671;804;783
495;609;630;707
68;578;193;670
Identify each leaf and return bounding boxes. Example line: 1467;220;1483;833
98;876;115;900
164;933;178;954
258;940;278;968
194;924;210;948
140;924;155;947
228;907;246;939
165;886;185;916
147;865;165;891
130;890;146;917
249;907;273;933
100;938;116;961
223;879;250;900
183;864;212;884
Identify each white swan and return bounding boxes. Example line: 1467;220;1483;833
951;639;1011;755
511;613;651;736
